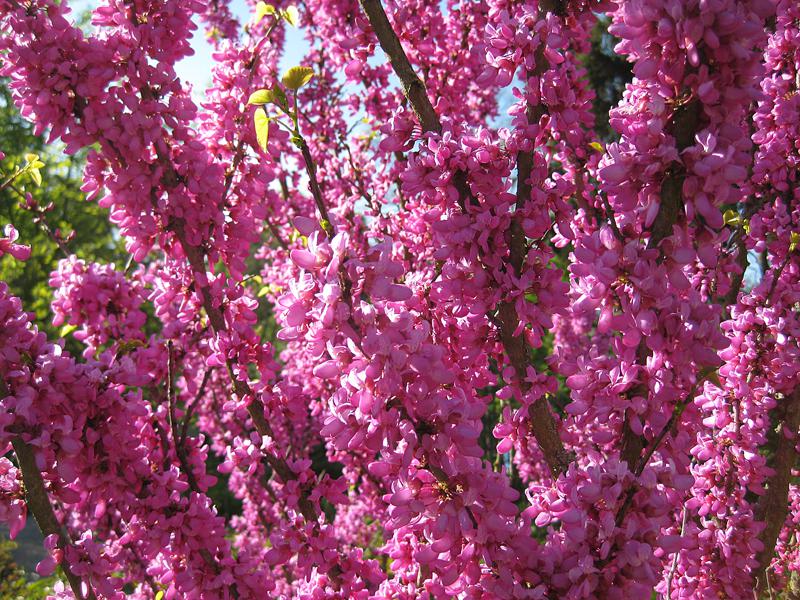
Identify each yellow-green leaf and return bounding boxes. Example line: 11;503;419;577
271;86;289;110
23;152;44;185
155;592;164;600
589;141;604;153
255;2;277;23
791;231;800;253
281;5;299;26
254;107;270;151
723;209;740;226
117;339;145;355
281;66;313;90
247;89;274;105
29;167;42;186
60;323;77;337
257;286;270;297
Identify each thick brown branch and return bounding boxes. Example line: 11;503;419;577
0;378;94;599
11;436;96;600
646;98;699;251
358;0;441;134
496;302;572;476
754;387;800;592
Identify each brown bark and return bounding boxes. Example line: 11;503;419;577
11;435;96;599
755;387;800;593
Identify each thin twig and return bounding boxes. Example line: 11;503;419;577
180;368;212;447
7;182;70;258
601;192;624;241
221;18;280;206
163;346;238;593
601;376;709;570
298;139;335;238
265;212;289;250
766;253;791;305
665;495;689;598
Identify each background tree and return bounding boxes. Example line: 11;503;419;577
0;80;124;335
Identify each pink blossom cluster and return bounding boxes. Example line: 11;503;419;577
1;0;800;597
49;256;147;357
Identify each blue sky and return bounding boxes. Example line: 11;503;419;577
69;0;310;94
175;1;310;92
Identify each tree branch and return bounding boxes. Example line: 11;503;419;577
11;437;96;599
620;97;701;469
135;113;319;521
298;139;335;238
358;0;441;134
359;0;570;476
0;378;94;599
180;368;212;447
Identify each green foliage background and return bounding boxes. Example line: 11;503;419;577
0;82;124;336
0;537;56;599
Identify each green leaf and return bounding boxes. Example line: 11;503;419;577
23;152;44;186
28;167;42;186
791;231;800;253
281;5;299;26
255;2;276;23
723;209;740;226
59;323;77;337
588;141;604;153
247;89;274;105
281;66;314;90
254;107;270;151
271;86;289;111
